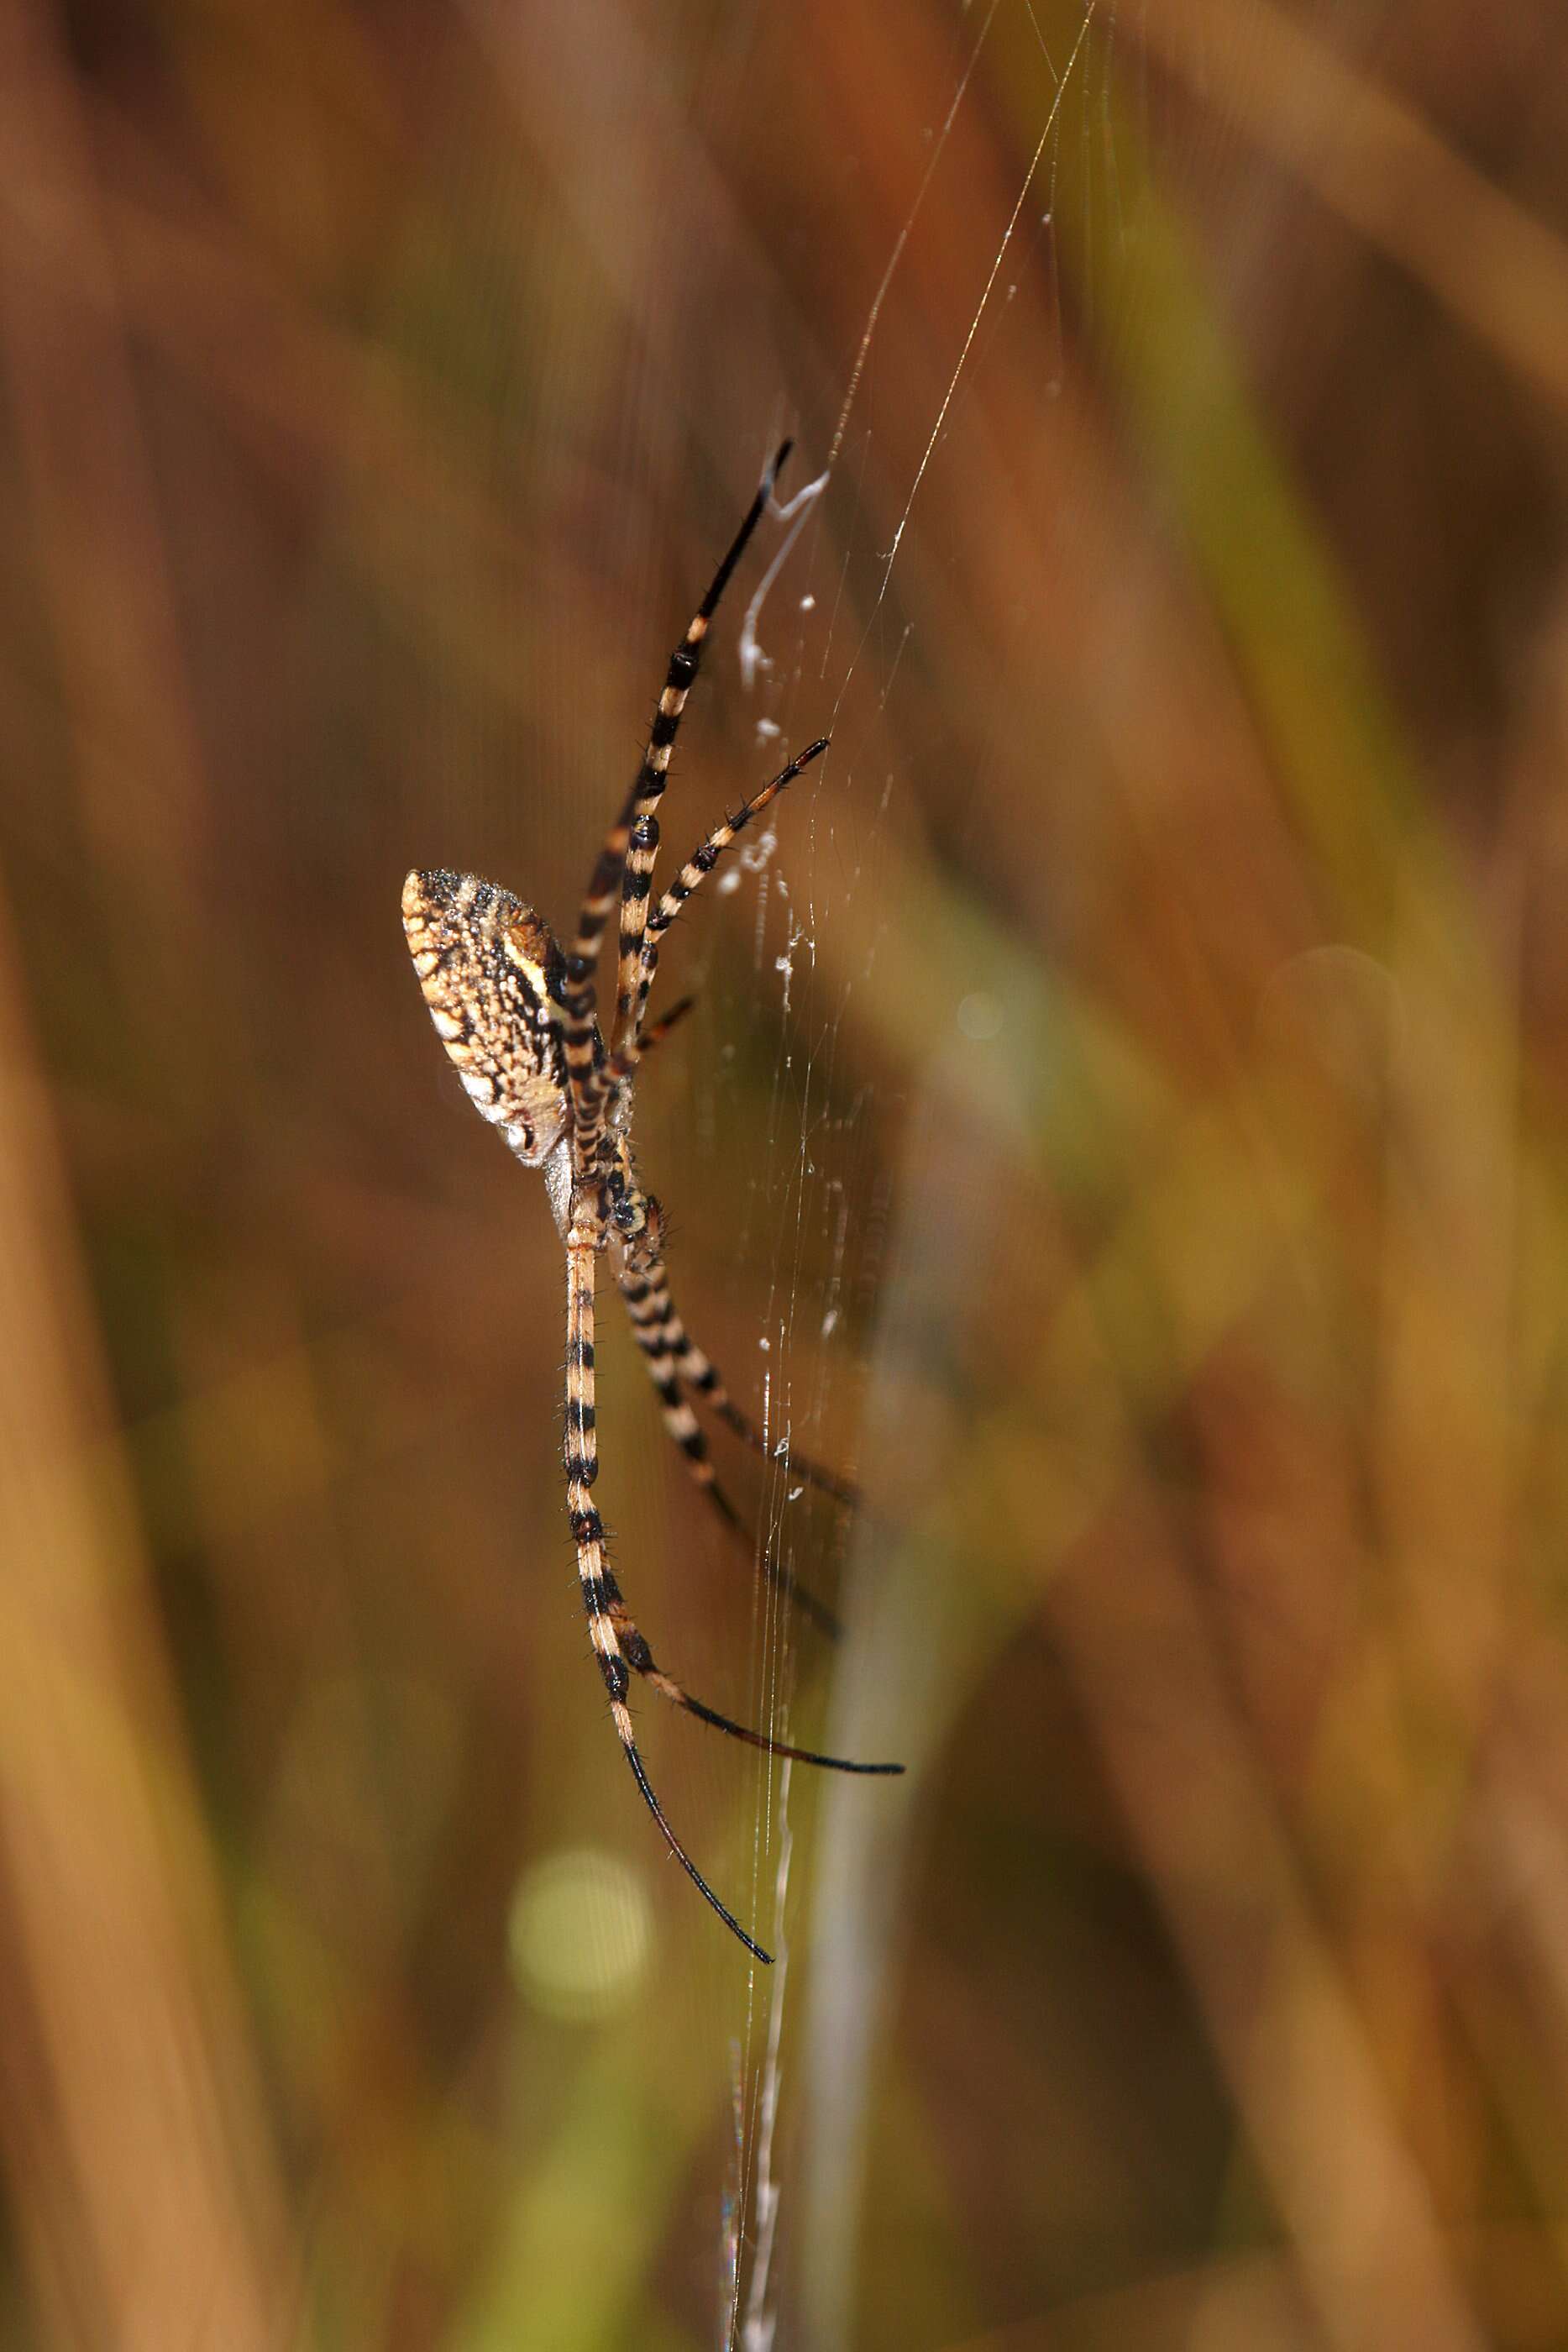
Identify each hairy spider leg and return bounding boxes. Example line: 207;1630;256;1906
632;995;695;1059
566;1235;771;1963
618;734;831;1068
625;1260;860;1515
610;441;795;1056
569;449;792;983
616;1258;842;1641
702;1379;858;1513
567;1242;904;1964
559;445;793;1162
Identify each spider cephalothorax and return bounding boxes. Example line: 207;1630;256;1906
403;446;901;1963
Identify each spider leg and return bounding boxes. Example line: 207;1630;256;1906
707;1390;857;1511
619;1618;905;1776
574;1000;688;1162
616;1260;843;1641
569;451;790;982
611;442;795;1054
621;735;830;1064
565;1234;772;1966
621;1257;860;1513
633;994;695;1062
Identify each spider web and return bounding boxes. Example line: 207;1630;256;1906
402;3;1566;2330
697;9;1112;2341
412;0;1138;2335
12;3;1554;2348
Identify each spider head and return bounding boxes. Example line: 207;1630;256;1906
402;868;574;1168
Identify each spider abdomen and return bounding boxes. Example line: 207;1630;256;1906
401;868;574;1167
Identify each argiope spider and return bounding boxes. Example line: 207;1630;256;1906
401;444;903;1964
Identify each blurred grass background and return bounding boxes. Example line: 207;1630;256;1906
2;1;1567;2346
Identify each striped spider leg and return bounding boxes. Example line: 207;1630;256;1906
616;1251;853;1637
402;448;902;1964
612;1006;858;1624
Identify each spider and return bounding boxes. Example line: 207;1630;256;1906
401;444;903;1964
